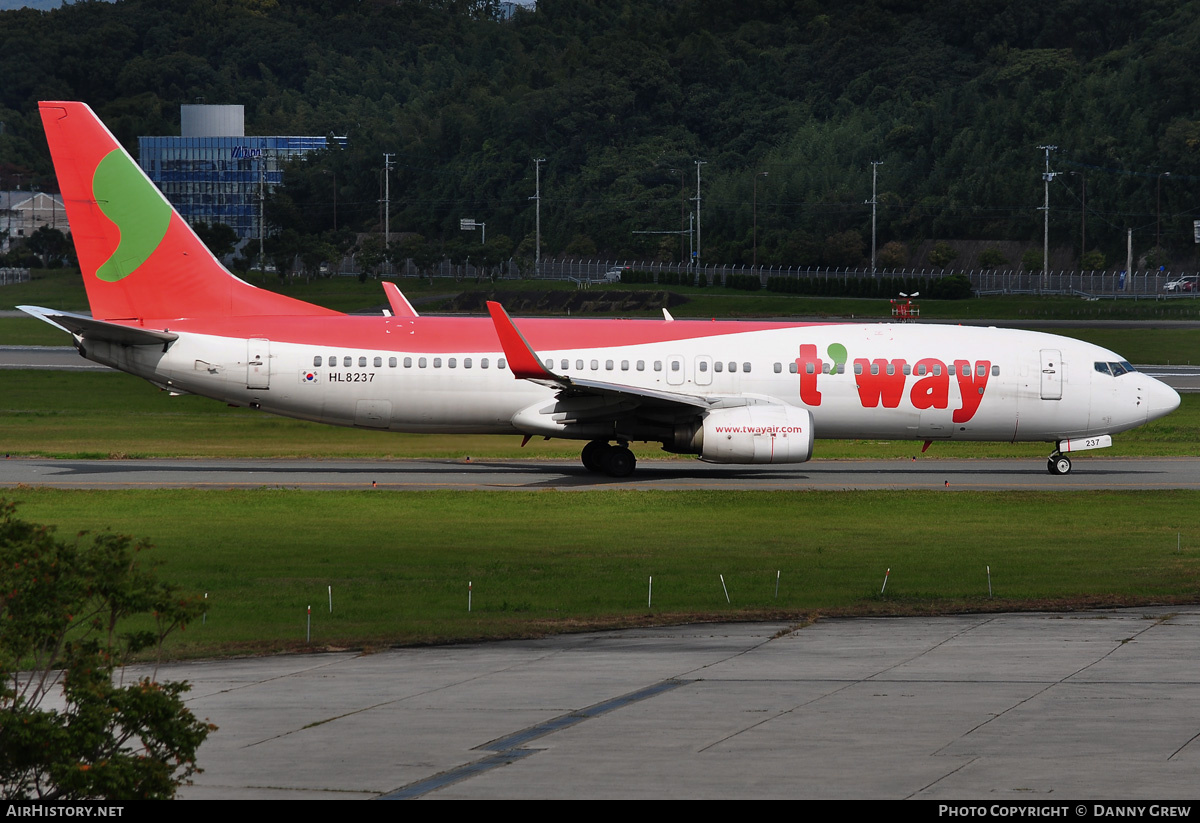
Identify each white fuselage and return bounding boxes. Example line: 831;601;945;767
79;317;1178;449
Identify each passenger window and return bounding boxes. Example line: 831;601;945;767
374;357;383;368
822;364;830;374
636;360;645;371
700;361;709;373
870;364;879;376
481;358;490;369
343;356;352;367
773;362;781;374
433;357;442;368
561;359;569;370
991;365;999;376
498;358;506;369
916;364;927;376
788;362;797;374
590;360;599;370
544;359;552;370
728;362;737;373
743;362;751;373
403;357;412;368
836;364;844;374
933;365;942;376
388;357;397;368
854;363;863;375
903;365;912;375
328;353;337;366
418;357;427;368
621;360;629;371
715;361;724;373
976;364;986;377
886;364;895;375
313;356;322;367
606;360;614;370
576;359;584;370
359;357;367;367
464;358;472;368
654;361;662;371
671;361;680;372
449;358;457;368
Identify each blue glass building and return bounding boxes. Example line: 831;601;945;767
138;106;342;243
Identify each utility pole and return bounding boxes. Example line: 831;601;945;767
258;154;265;268
532;158;545;275
753;171;767;268
1038;145;1058;291
694;160;706;265
868;160;882;273
382;153;395;248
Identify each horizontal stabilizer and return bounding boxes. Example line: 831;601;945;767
18;306;178;346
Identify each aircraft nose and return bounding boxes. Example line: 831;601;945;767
1144;377;1181;422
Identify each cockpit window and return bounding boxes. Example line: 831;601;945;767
1096;361;1137;376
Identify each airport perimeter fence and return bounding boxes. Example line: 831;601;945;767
364;257;1198;300
530;259;1199;299
0;267;30;286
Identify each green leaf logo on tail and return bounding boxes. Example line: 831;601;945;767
92;149;172;282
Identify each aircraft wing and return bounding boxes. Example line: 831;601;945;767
19;306;178;347
486;301;747;423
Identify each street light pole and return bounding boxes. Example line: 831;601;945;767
694;160;706;265
382;153;394;249
532;158;545;276
869;160;882;273
753;171;767;268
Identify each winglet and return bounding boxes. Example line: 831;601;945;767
486;301;556;380
662;307;675;322
382;282;419;317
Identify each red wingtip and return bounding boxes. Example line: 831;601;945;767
486;301;555;380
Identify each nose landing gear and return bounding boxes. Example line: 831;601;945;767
581;439;637;477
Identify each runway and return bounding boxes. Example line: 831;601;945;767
140;607;1200;799
2;456;1198;491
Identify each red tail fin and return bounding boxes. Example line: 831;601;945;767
39;101;339;322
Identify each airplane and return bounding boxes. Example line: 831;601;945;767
21;102;1181;478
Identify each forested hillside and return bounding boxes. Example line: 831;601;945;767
2;0;1197;269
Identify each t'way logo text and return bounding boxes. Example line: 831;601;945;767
796;344;992;423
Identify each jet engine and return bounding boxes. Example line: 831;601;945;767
673;405;814;464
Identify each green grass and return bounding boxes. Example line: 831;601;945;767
1;369;1195;459
4;488;1197;656
1047;328;1200;365
0;269;90;312
0;316;73;346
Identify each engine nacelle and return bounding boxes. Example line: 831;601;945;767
693;405;815;464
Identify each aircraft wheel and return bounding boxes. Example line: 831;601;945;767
604;446;637;478
581;440;610;473
1047;454;1072;475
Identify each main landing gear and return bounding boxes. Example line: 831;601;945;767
581;439;637;478
1047;452;1072;475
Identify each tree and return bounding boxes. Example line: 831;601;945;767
0;501;214;800
1080;249;1106;270
978;246;1008;268
193;222;238;262
23;226;69;268
928;241;958;269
